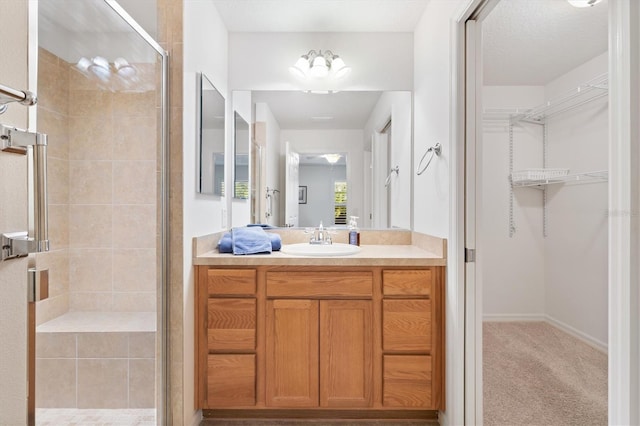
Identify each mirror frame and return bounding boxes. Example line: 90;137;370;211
196;72;226;195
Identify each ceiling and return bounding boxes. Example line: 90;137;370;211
482;0;608;85
211;0;431;32
252;91;383;130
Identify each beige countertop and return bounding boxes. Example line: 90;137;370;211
193;229;446;267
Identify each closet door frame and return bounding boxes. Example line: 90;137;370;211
454;1;640;425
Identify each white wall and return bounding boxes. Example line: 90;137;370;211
412;2;468;426
363;91;412;229
299;163;347;227
255;102;282;226
183;1;228;424
543;53;608;347
229;32;413;91
481;86;546;318
413;0;465;238
280;129;364;225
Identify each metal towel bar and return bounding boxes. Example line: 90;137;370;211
0;83;37;114
416;143;441;176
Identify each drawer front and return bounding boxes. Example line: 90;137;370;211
207;354;256;407
383;299;431;352
208;269;256;295
383;270;432;296
208;298;256;351
266;271;373;298
383;355;432;408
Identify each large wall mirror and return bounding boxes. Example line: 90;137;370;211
234;111;250;199
249;90;412;229
197;72;225;195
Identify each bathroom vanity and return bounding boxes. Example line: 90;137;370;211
193;230;446;420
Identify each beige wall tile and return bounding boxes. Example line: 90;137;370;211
112;292;156;312
129;332;156;358
68;89;112;118
113;249;156;292
38;50;69;116
129;359;155;408
77;359;128;408
112;91;156;117
68;115;114;161
36;293;69;326
113;115;157;161
113;161;156;205
77;332;128;358
36;332;76;358
113;205;156;248
47;157;69;205
69;161;113;205
48;204;69;250
68;205;113;248
69;249;113;292
36;358;76;408
69;291;113;312
38;108;69;161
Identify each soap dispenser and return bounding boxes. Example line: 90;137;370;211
348;216;360;246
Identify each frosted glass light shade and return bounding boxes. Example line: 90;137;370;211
331;57;351;79
89;56;110;80
114;57;136;78
76;57;92;72
289;56;309;78
309;56;329;78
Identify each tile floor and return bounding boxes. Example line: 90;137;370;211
36;408;156;426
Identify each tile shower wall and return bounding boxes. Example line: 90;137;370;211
36;48;157;323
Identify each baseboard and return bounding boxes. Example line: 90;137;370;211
190;410;203;426
544;315;608;354
482;314;608;354
483;313;546;322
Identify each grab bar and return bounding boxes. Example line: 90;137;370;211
0;83;37;115
1;124;49;260
416;143;441;176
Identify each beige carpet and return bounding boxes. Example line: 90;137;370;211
483;322;607;426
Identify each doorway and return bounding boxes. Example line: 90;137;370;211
463;0;609;424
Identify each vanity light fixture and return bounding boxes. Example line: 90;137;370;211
289;50;351;80
567;0;602;7
76;56;138;84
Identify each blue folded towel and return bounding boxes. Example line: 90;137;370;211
218;231;282;254
232;226;272;255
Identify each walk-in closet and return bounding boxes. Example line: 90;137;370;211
479;1;608;424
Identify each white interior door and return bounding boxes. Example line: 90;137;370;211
284;142;299;227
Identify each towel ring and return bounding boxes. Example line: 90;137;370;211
384;166;399;188
416;143;441;176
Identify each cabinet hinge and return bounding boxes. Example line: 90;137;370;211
465;248;476;263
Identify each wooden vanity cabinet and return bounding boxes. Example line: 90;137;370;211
265;271;373;408
196;265;444;415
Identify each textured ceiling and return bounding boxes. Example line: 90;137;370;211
482;0;608;85
212;0;430;32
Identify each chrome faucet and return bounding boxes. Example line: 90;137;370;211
309;221;332;245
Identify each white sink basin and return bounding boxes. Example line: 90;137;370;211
281;243;361;257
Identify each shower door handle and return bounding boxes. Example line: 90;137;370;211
1;124;49;261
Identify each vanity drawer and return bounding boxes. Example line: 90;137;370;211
208;298;256;351
207;354;256;407
383;355;432;408
266;271;373;298
383;269;432;296
382;299;431;352
207;269;256;295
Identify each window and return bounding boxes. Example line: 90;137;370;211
334;181;347;225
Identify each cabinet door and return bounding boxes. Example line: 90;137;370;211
266;299;319;407
319;300;373;407
207;354;256;407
